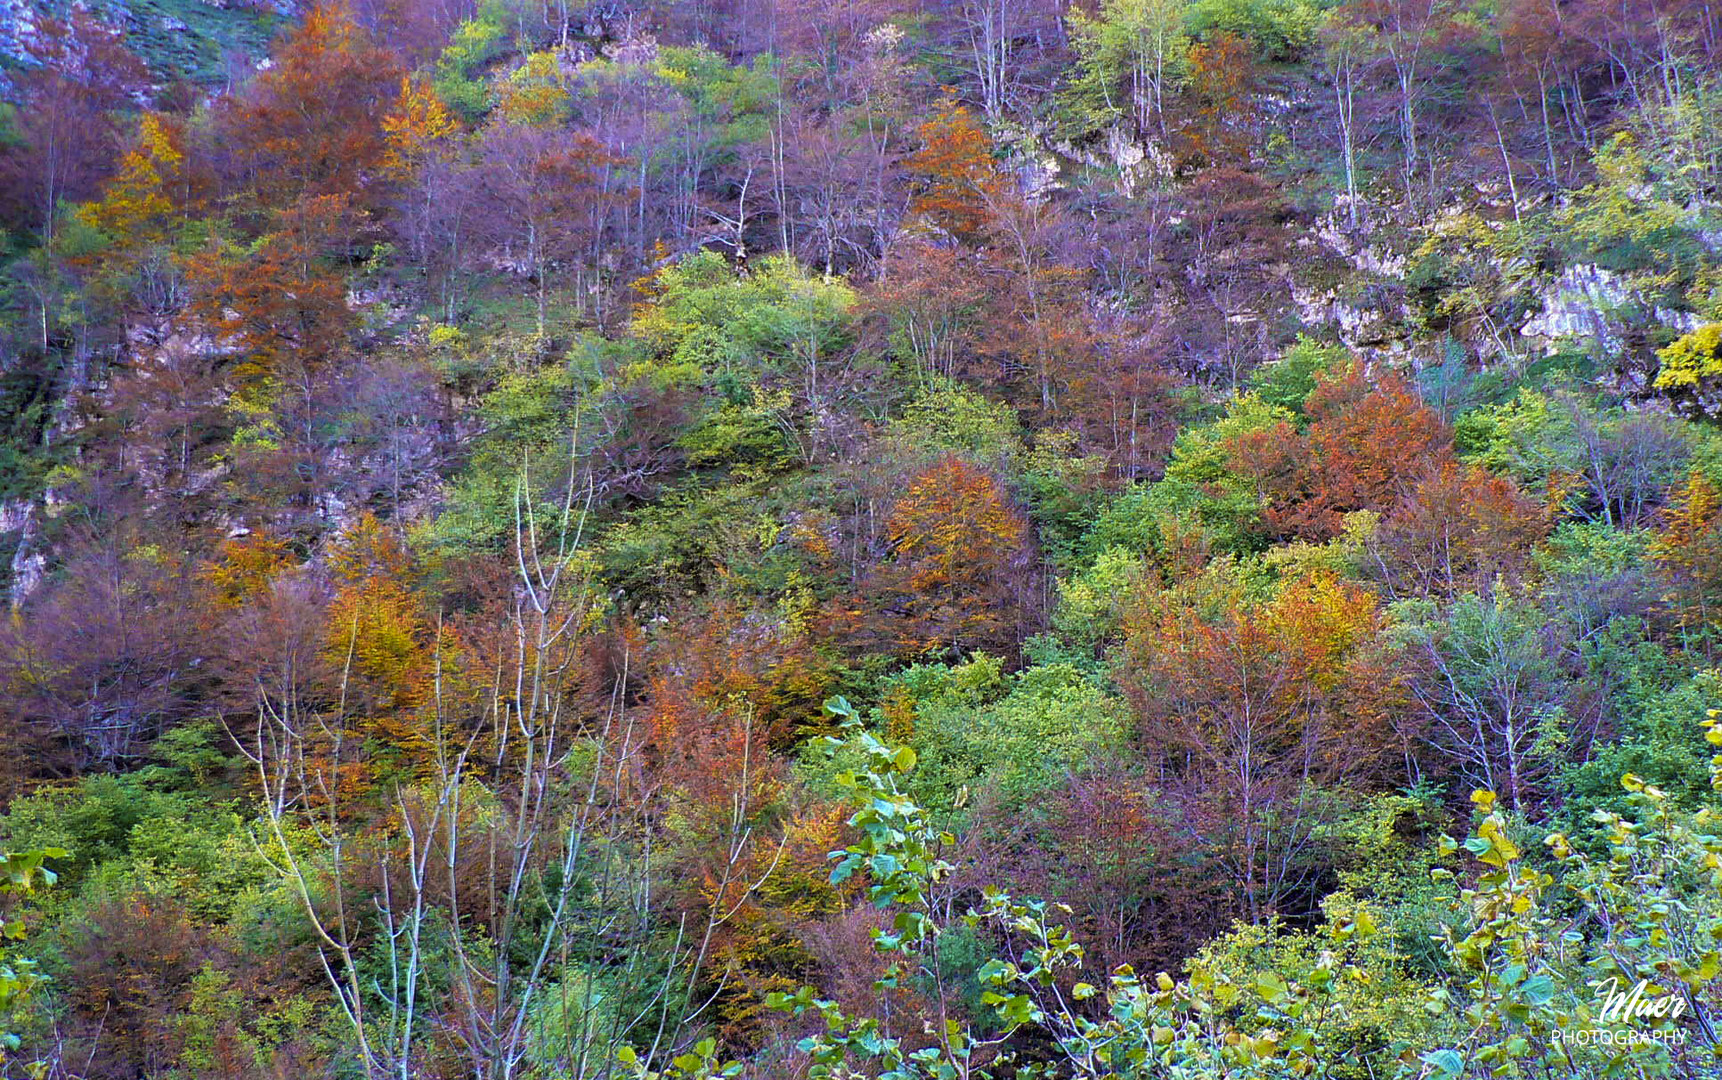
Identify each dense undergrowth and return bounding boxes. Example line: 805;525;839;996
2;0;1722;1076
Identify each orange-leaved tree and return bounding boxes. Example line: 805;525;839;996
223;3;403;210
1373;461;1551;598
1183;33;1257;165
1121;568;1402;922
864;455;1033;659
903;93;1008;241
1227;361;1452;539
188;193;359;388
699;801;856;1042
869;241;990;384
1651;471;1722;636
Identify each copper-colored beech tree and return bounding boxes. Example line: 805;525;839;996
189;194;360;385
1122;570;1402;922
1652;472;1722;637
222;3;404;210
1228;362;1453;539
1373;461;1552;598
858;455;1033;659
903;95;1007;241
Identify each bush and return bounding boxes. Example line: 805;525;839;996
1051;546;1147;649
1249;335;1350;415
901;660;1129;817
1185;0;1324;60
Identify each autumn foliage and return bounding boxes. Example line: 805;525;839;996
1375;462;1551;597
74;114;191;257
903;94;1007;241
6;0;1722;1075
379;74;460;181
1182;33;1256;164
223;4;404;209
188;194;360;385
1122;569;1403;921
0;11;149;238
857;456;1033;659
322;513;441;764
1228;362;1454;539
1652;472;1722;631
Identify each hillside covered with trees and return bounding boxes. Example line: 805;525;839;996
3;0;1722;1076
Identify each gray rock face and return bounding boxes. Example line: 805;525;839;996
1;497;44;608
1520;264;1635;353
1519;263;1703;358
1289;205;1415;359
0;497;31;536
1291;279;1411;354
0;0;42;66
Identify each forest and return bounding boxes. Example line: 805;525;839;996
1;0;1722;1075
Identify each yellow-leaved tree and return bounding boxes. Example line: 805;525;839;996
1655;323;1722;417
75;112;185;253
1651;471;1722;635
379;73;460;181
323;512;442;772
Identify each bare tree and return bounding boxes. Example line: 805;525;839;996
1321;12;1377;230
1401;594;1581;815
0;531;203;775
241;423;777;1078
